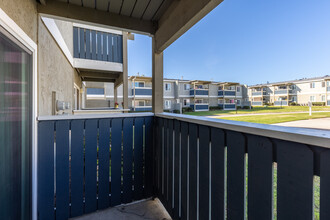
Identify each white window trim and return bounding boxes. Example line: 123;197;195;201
165;100;172;109
165;83;171;91
0;8;38;220
134;81;146;88
184;83;190;90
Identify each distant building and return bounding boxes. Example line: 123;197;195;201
248;76;330;106
83;76;249;111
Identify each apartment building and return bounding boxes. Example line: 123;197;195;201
83;76;248;111
249;76;330;106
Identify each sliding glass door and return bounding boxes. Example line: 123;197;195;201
0;26;32;220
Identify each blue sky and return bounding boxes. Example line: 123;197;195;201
128;0;330;85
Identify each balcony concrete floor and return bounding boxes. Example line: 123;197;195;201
70;198;172;220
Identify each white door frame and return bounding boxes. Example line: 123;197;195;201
0;8;38;220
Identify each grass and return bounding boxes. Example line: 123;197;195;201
215;112;330;124
184;106;330;116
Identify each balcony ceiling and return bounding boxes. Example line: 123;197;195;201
37;0;223;52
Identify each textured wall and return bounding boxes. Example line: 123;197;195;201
38;17;81;116
0;0;38;43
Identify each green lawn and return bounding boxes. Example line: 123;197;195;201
184;106;330;117
216;112;330;124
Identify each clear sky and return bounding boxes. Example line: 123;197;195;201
128;0;330;85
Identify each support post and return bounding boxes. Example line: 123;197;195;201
122;32;128;110
152;37;164;113
114;87;118;107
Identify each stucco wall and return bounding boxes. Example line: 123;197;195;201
55;19;74;56
38;17;81;116
0;0;38;43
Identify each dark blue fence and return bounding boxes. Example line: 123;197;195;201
154;114;330;220
73;27;123;63
190;90;208;96
218;90;236;96
38;115;153;220
133;88;152;96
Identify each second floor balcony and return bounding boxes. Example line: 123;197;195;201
218;90;236;97
132;87;152;96
190;89;209;96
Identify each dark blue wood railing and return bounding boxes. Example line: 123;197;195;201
37;114;153;220
73;27;123;63
154;113;330;220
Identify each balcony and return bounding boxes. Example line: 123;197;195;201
274;89;289;95
36;112;330;220
252;101;263;106
190;103;209;111
190;89;209;96
218;90;236;97
274;100;288;106
132;87;152;96
132;106;152;111
219;103;236;110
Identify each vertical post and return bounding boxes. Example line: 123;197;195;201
122;32;128;110
114;87;118;107
152;37;164;113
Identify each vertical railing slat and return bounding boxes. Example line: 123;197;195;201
276;140;313;220
163;119;169;209
79;28;85;59
55;121;70;220
113;35;118;63
156;118;163;198
189;123;198;220
211;128;225;220
98;119;110;210
73;27;79;58
38;121;55;220
180;122;188;220
227;131;246;220
168;119;174;215
118;35;123;63
97;32;102;61
85;29;91;59
320;149;330;220
84;120;98;213
173;120;181;219
247;135;273;220
102;33;107;61
134;118;144;200
123;118;133;203
144;117;154;197
107;33;113;62
199;125;210;220
70;120;84;217
111;118;122;206
91;30;96;60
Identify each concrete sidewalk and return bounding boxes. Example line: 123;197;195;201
208;110;330;118
274;118;330;130
71;198;171;220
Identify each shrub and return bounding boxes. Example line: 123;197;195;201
182;107;193;113
241;106;251;109
209;106;223;111
173;110;180;114
312;102;325;106
163;109;170;112
289;102;297;106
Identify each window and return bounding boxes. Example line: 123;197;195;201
237;87;241;92
165;83;171;91
184;84;190;90
327;81;330;87
195;99;203;104
322;81;326;87
218;99;224;104
236;99;241;105
310;82;315;88
134;82;145;87
310;96;315;102
183;99;190;106
322;95;325;102
134;100;146;107
165;100;171;109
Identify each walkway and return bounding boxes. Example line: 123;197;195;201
274;118;330;130
208;110;330;118
71;198;171;220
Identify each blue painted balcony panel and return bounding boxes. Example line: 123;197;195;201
218;90;236;96
274;101;288;106
252;101;263;106
252;91;262;96
275;90;288;95
190;89;209;96
190;104;209;111
132;107;152;112
133;88;152;96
